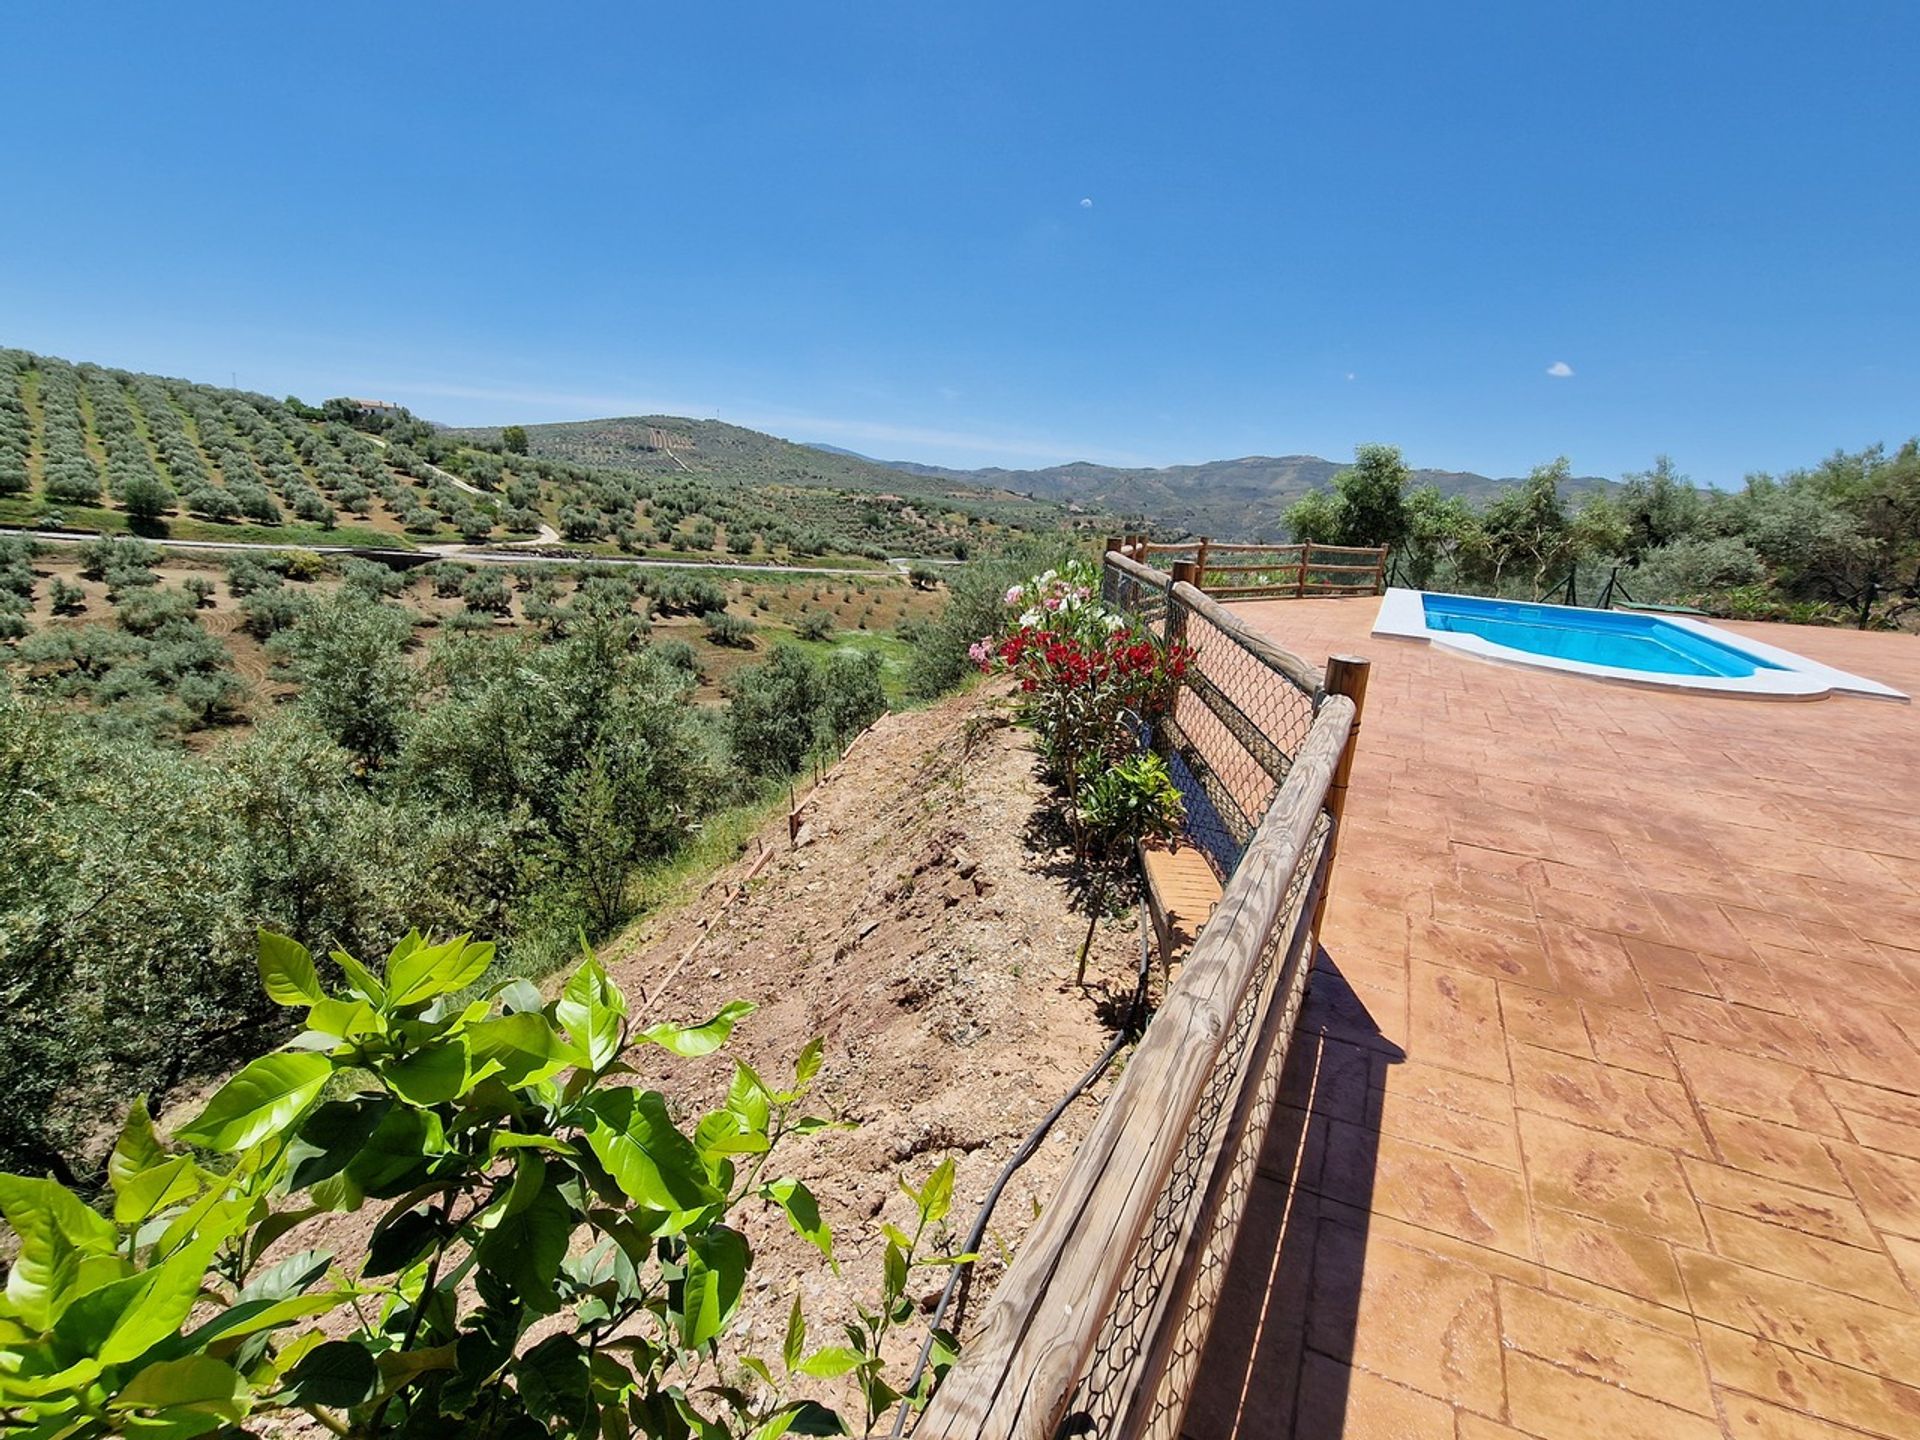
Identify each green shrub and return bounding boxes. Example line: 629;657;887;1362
115;586;197;636
80;536;160;589
460;568;513;615
1072;751;1186;980
795;609;834;641
188;486;241;522
239;586;306;638
48;577;85;615
341;557;406;600
905;543;1073;698
652;637;699;676
725;647;821;777
704;610;757;648
0;536;39;598
726;646;886;777
102;561;160;601
571;573;642;618
119;469;176;521
402;617;720;933
646;572;727;616
225;555;281;596
269;592;416;767
819;649;886;747
0;930;960;1439
1629;535;1765;603
429;561;472;598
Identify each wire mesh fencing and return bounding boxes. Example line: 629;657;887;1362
1064;818;1330;1440
1103;551;1323;875
915;552;1361;1440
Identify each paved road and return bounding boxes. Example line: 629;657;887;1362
3;526;936;579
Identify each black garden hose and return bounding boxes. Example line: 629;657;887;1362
886;905;1155;1437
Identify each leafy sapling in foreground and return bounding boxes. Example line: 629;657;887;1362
0;929;951;1439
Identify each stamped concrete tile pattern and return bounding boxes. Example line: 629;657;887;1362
1184;604;1920;1440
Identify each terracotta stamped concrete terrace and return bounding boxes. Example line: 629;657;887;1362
1186;599;1920;1440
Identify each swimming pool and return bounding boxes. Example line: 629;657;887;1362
1372;589;1906;700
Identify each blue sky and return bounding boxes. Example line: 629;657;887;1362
1;3;1914;483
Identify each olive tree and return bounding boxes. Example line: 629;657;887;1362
269;591;418;769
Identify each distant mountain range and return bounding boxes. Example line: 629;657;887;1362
807;448;1619;542
450;413;1617;543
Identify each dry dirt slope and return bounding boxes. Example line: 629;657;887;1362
601;679;1141;1374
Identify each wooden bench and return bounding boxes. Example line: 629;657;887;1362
1139;837;1225;974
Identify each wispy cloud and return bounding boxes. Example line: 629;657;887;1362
368;378;1146;468
1545;360;1574;378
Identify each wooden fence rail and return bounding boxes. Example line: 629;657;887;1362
1105;535;1389;598
916;553;1370;1440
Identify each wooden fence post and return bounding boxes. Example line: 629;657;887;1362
1372;546;1389;595
1311;654;1371;945
1194;536;1211;591
1296;540;1312;598
1105;535;1122;557
1169;561;1198;646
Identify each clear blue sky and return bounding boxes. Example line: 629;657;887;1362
2;3;1914;483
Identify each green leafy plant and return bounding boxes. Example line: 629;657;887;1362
0;930;951;1439
1072;752;1185;983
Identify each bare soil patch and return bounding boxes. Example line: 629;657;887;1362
599;679;1140;1397
200;679;1135;1425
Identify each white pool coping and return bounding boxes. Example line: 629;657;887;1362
1372;588;1908;702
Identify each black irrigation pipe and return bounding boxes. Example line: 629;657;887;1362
887;904;1158;1438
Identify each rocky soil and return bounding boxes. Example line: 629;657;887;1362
602;678;1145;1406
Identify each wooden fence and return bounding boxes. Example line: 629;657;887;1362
1107;534;1389;598
915;551;1369;1440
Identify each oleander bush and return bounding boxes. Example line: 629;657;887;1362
975;564;1191;797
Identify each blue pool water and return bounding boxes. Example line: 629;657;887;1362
1420;594;1787;678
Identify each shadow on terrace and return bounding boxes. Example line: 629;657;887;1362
1184;952;1404;1439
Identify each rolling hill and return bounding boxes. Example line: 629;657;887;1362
0;345;1060;563
837;452;1623;542
447;416;1073;522
457;413;1618;543
0;334;1618;556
